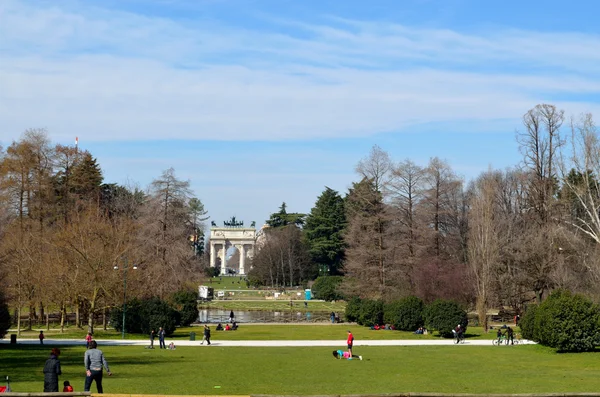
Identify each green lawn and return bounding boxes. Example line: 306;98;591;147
9;325;504;341
1;343;599;394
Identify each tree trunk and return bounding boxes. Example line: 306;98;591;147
476;296;488;333
17;307;21;337
75;301;80;328
60;303;65;333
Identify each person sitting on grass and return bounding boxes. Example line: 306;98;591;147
231;321;238;330
216;323;223;331
225;324;231;331
332;350;362;360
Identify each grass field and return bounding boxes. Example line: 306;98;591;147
8;325;503;341
1;343;599;394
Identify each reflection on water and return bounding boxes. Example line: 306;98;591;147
197;309;326;323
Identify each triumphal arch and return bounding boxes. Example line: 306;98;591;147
209;217;257;275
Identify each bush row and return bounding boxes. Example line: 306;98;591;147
110;289;199;336
345;296;467;337
520;289;600;352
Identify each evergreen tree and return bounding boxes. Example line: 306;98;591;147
304;187;346;275
266;202;305;228
70;151;103;201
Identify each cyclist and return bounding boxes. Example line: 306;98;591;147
454;324;464;343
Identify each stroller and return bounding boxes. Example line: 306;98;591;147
0;376;11;393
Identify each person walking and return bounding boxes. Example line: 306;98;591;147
330;312;335;324
39;330;45;345
43;348;62;392
85;332;93;349
229;310;235;323
149;329;155;349
84;341;112;394
346;330;354;356
201;325;211;345
158;327;166;349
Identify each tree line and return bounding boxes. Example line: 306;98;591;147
0;129;208;335
249;104;600;331
1;103;599;336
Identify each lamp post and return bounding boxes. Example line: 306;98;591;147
114;259;137;339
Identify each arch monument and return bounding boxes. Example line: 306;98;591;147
209;217;257;275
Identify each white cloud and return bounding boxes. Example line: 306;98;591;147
1;0;600;143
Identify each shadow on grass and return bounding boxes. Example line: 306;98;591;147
0;344;183;383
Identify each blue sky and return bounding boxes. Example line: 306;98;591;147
1;0;600;228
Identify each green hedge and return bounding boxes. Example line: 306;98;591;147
519;304;537;341
529;289;600;352
170;289;199;326
311;276;344;301
111;297;178;336
424;299;467;338
344;297;384;326
345;296;362;323
384;296;424;331
358;299;384;326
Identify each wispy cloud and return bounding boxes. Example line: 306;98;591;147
1;0;599;144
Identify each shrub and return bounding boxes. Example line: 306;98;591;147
519;304;537;341
384;296;424;331
171;289;199;326
345;297;362;323
534;289;600;352
311;276;344;301
0;289;10;339
358;299;384;327
424;299;467;338
110;298;143;334
110;297;178;336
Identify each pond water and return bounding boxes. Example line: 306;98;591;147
196;309;331;323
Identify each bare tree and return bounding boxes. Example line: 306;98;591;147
419;157;463;260
248;225;312;287
344;177;400;300
386;159;425;289
355;145;393;197
138;168;201;297
467;170;503;331
52;205;136;333
517;104;565;223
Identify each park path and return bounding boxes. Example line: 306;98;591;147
0;338;535;347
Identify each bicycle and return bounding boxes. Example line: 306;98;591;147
452;330;465;344
492;334;508;345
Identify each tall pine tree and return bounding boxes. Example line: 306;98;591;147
304;187;346;275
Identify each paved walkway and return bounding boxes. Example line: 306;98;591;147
0;338;535;347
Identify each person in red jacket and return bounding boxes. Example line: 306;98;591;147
63;380;73;392
346;330;354;356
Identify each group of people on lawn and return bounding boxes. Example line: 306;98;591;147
42;338;112;394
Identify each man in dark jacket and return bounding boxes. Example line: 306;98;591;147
201;325;211;345
43;348;62;392
158;327;166;349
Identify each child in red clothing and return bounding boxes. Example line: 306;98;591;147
63;381;73;392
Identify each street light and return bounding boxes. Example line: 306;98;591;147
114;259;137;339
